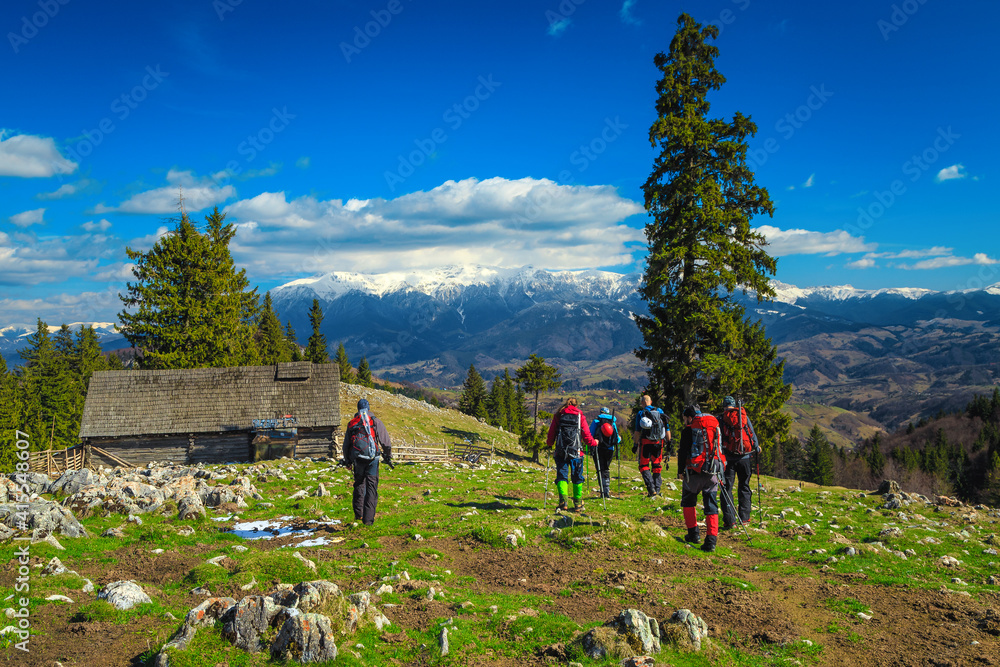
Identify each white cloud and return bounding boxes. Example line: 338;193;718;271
9;208;46;227
900;253;999;270
754;225;877;257
867;246;952;260
0;131;78;178
223;177;644;277
935;164;967;182
619;0;642;25
846;257;876;269
0;229;119;286
296;156;310;169
547;18;571;36
0;287;122;326
803;173;815;188
127;225;171;251
81;219;112;232
97;183;236;214
37;179;96;200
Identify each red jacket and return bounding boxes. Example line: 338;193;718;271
546;405;598;449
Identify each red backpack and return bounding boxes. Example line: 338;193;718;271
721;408;754;454
686;414;725;475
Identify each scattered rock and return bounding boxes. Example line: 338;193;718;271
439;626;449;656
221;596;281;652
271;613;339;663
665;608;709;651
177;494;205;520
98;580;152;610
877;480;901;495
293;551;317;572
579;608;662;659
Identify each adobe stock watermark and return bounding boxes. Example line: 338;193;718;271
340;0;411;63
877;0;930;41
747;84;834;170
213;0;242;21
64;65;170;164
7;0;71;54
8;430;33;653
847;126;959;237
706;0;751;36
545;0;585;35
383;75;501;192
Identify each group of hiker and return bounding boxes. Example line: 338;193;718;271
339;393;760;554
545;394;759;553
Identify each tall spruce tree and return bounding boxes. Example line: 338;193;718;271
284;320;303;361
258;292;287;365
805;425;834;486
118;207;260;369
334;342;355;384
356;356;373;387
304;299;329;363
459;364;489;418
515;354;562;462
635;13;790;444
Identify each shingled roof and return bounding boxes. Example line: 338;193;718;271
79;362;340;438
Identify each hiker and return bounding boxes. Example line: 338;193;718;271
343;398;392;526
546;397;598;512
719;396;760;530
677;404;725;552
589;407;621;499
631;395;671;497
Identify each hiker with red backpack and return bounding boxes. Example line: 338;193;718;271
589;407;620;500
343;398;393;526
677;404;726;552
631;395;671;498
719;396;760;530
546;397;598;512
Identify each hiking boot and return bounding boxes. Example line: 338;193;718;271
721;522;734;531
701;535;717;552
684;527;701;544
557;499;568;512
573;500;585;513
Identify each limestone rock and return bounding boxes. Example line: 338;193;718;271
667;608;709;651
221;596;281;653
98;580;152;610
184;597;237;627
876;480;901;495
177;494;205;520
270;612;338;663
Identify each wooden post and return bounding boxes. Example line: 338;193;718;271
48;415;55;449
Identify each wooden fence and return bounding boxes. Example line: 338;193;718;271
393;442;450;462
27;446;86;475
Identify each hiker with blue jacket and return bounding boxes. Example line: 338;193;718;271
546;397;598;512
631;395;671;497
589;407;620;499
343;398;392;526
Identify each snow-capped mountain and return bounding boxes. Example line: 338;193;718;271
1;322;124;367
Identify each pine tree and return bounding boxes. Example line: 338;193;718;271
118;207;260;369
805;425;834;486
867;432;886;478
634;13;789;438
515;355;562;462
334;342;355;384
284;321;302;361
304;299;329;364
356;356;373;387
486;369;517;431
258;292;287;364
459;364;489;418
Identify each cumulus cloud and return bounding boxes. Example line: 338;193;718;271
37;178;96;200
9;208;46;227
95;182;236;214
619;0;642;25
846;257;876;270
0;287;123;326
899;253;999;270
223;177;644;277
754;225;877;257
81;219;112;232
935;164;967;183
0;131;78;177
0;228;121;286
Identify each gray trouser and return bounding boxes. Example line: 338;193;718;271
352;457;380;525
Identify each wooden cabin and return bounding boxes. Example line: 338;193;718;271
78;362;340;468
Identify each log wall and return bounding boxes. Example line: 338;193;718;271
295;426;336;459
189;433;251;464
86;435;189;468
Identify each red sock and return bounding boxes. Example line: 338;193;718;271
706;514;719;537
683;507;697;529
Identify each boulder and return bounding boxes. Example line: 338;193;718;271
98;580;152;610
47;469;103;496
185;597;237;627
270;613;338;663
177;494;205;520
665;609;709;651
221;596;281;653
0;500;88;538
876;480;901;495
579;609;661;659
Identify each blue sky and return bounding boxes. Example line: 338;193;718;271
1;0;997;327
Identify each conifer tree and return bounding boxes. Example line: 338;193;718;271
635;13;790;441
284;320;302;361
305;299;329;364
867;432;886;478
515;354;562;462
258;292;287;365
118;207;260;369
805;425;834;486
459;364;488;418
356;356;373;387
334;342;355;384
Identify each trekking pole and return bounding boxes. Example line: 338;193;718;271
720;482;752;545
542;446;551;511
757;446;765;528
613;409;621;495
594;446;607;512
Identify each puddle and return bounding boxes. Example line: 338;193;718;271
227;515;342;542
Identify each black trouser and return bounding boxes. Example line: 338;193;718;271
591;447;614;497
352;457;380;525
722;453;752;525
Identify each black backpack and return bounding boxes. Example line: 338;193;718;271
555;411;582;459
344;414;380;462
641;409;667;442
